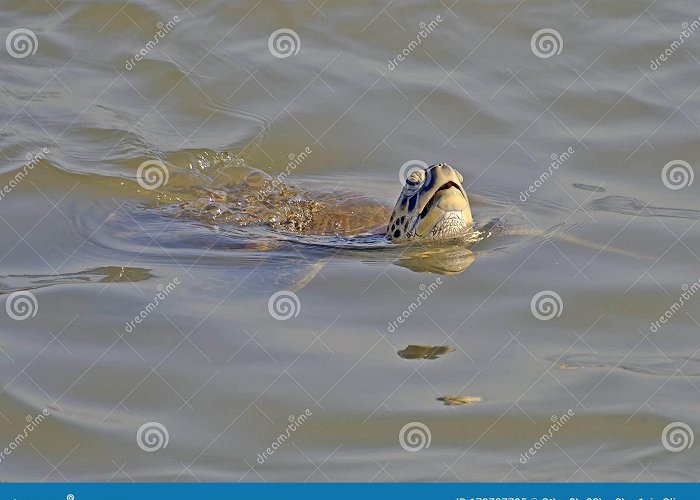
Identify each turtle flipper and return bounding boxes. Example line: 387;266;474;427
286;259;331;292
505;224;643;259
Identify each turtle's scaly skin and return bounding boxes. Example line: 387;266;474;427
387;163;474;242
175;165;390;237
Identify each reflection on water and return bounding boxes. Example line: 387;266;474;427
554;354;700;377
437;396;482;407
585;195;700;220
0;267;155;294
398;345;456;360
397;245;477;274
572;183;606;193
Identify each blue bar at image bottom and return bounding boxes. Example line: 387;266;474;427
0;483;696;500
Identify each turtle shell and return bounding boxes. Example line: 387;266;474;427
175;168;390;237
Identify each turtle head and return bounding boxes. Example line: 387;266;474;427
387;163;473;242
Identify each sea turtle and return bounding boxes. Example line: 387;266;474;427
174;162;479;243
171;161;492;279
162;157;636;285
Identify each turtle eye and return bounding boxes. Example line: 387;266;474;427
407;170;425;186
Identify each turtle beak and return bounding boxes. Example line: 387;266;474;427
414;181;472;238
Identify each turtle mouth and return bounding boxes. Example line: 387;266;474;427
413;181;470;239
418;181;463;220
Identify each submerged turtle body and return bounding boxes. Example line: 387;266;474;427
164;161;489;279
175;164;390;238
156;158;635;286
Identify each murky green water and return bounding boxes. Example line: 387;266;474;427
1;0;700;482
